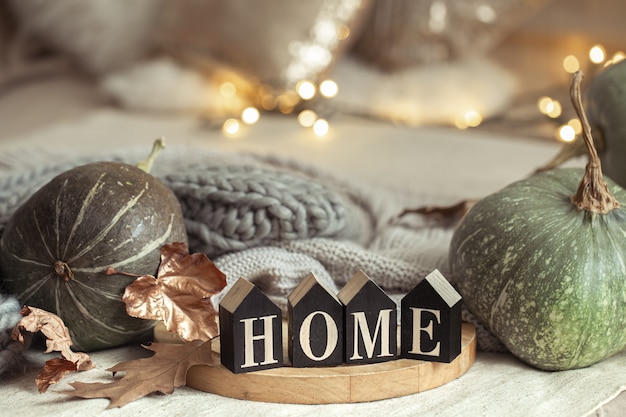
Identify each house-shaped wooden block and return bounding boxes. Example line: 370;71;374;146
337;270;397;365
219;277;283;373
400;269;462;363
288;272;344;368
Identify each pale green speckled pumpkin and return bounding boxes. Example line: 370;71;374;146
450;72;626;371
450;167;626;370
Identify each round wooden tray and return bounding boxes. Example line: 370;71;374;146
155;322;476;404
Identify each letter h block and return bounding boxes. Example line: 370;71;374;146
219;278;283;373
338;271;397;365
401;269;462;363
288;273;344;368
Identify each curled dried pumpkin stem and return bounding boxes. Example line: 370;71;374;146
569;71;620;214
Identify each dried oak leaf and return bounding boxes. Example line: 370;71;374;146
120;242;227;342
12;306;94;392
66;340;213;408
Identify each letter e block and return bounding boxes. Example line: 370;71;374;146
219;278;283;373
401;269;462;363
338;271;397;365
288;273;344;368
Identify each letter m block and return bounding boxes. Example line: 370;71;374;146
338;271;397;365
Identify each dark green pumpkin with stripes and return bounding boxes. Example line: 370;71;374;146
0;162;187;351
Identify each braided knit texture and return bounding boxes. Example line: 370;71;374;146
161;165;353;256
0;145;506;379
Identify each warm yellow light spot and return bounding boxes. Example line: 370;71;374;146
567;118;582;134
336;25;351;40
464;110;482;127
558;125;576;142
276;92;299;114
563;55;580;73
454;110;482;129
454;116;468;129
260;95;277;111
539;97;562;118
277;94;296;114
241;107;260;125
537;96;553;114
606;51;626;67
298;109;318;127
220;82;237;98
296;80;316;100
319;80;339;98
313;119;329;137
278;104;294;114
222;118;240;136
589;45;606;64
546;100;562;118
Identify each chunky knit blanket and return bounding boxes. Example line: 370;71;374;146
0;146;504;377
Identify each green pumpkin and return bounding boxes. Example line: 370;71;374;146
0;161;188;351
450;168;626;370
541;59;626;187
585;59;626;187
450;72;626;370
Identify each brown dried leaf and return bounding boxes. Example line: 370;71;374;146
36;358;78;393
66;340;213;408
122;242;227;342
11;306;94;392
392;199;478;226
12;306;94;371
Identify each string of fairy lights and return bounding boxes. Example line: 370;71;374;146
210;1;623;144
538;44;625;143
214;0;361;139
219;78;340;138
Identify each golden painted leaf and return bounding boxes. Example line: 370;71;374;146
66;340;213;408
12;306;94;371
122;242;227;342
36;358;78;393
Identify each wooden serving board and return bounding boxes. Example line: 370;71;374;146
155;322;476;404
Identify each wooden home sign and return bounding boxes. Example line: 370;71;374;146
218;269;462;374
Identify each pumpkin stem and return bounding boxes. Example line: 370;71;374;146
136;137;165;174
54;261;74;282
569;71;620;214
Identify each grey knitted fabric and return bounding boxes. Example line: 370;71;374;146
0;145;506;379
161;165;363;257
0;294;24;377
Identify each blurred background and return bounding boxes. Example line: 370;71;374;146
0;0;624;144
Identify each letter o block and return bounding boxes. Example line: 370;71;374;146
288;273;344;367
